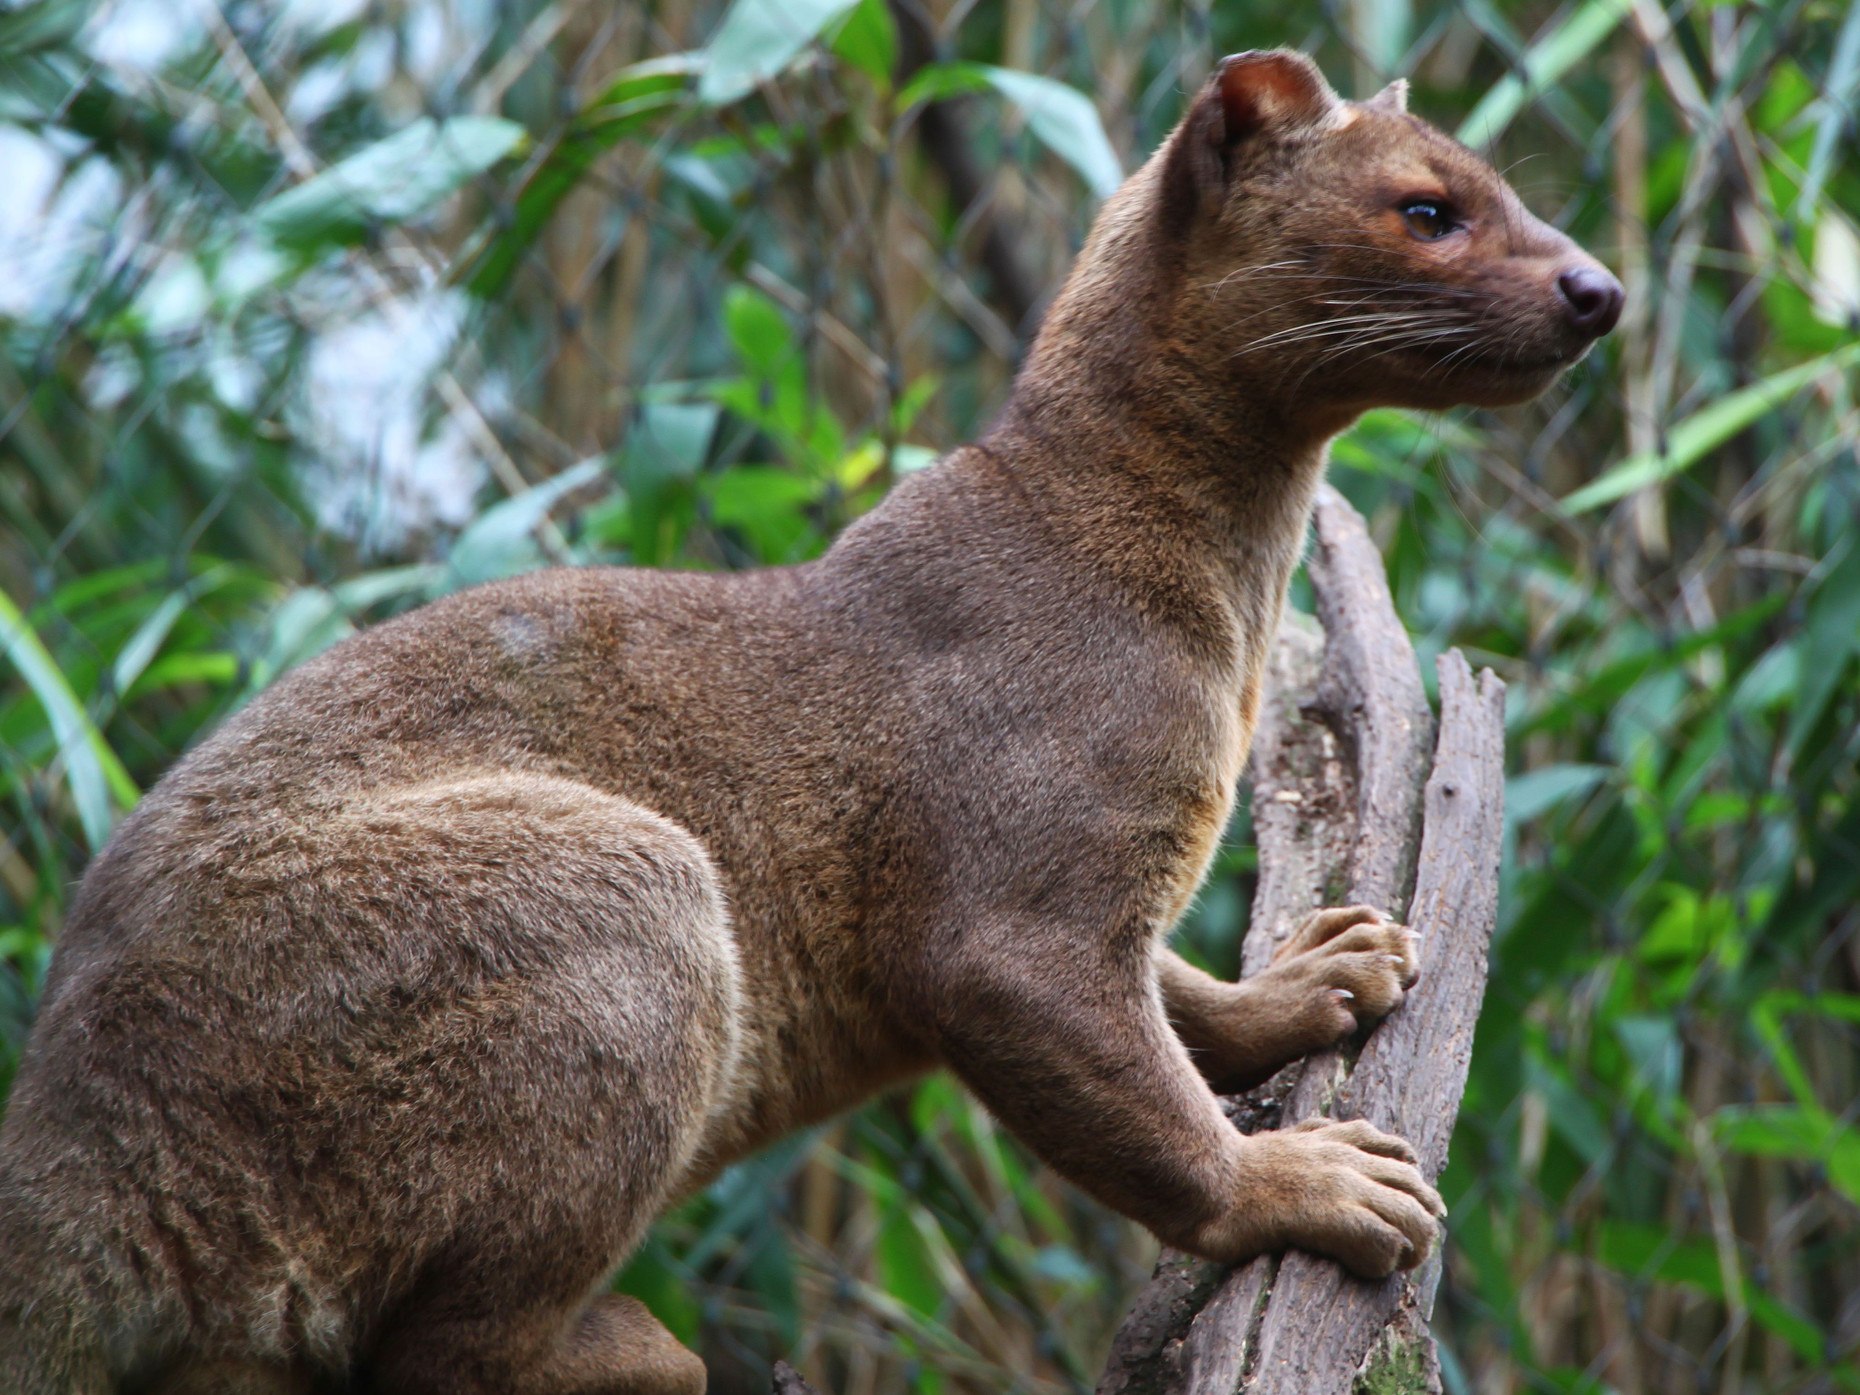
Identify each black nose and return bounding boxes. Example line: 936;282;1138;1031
1557;265;1624;337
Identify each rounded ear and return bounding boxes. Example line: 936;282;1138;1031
1214;50;1343;143
1159;50;1342;227
1363;78;1409;114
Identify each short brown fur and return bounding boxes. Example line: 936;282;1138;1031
0;53;1618;1394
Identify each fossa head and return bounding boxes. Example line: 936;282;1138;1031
1053;50;1622;428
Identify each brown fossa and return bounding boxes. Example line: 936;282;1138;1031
0;52;1621;1395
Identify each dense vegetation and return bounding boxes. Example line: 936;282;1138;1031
1;0;1855;1391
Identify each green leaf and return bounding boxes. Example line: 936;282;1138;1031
1613;1015;1681;1107
583;54;700;125
982;67;1122;199
332;564;447;612
697;0;861;106
1560;342;1860;514
612;1233;702;1346
1729;642;1797;714
109;566;241;700
745;1227;802;1347
1756;991;1860;1027
1457;0;1634;148
0;0;87;57
1350;0;1413;78
1591;1221;1835;1367
1715;1105;1860;1206
624;403;717;566
680;1134;814;1271
724;286;794;377
125;652;240;700
465;59;693;299
445;458;609;589
705;466;821;563
901;63;1123;198
890;444;940;474
876;1200;942;1319
251;588;353;692
109;590;191;700
1714;1104;1830;1160
831;0;897;87
1029;1244;1097;1287
255;116;527;251
1525;1054;1610;1166
0;588;139;851
1795;0;1860;223
1786;538;1860;761
1506;763;1609;825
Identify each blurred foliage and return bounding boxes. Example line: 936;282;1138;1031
2;0;1858;1391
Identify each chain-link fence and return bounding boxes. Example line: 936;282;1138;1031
2;0;1857;1391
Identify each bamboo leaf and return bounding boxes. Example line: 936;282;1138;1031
109;590;191;700
250;588;352;692
109;566;241;699
1715;1105;1860;1206
1593;1222;1835;1367
1795;0;1860;224
1561;343;1860;514
876;1200;942;1320
697;0;861;106
901;63;1122;198
979;67;1123;199
1457;0;1634;147
463;59;693;299
0;0;87;57
1506;763;1609;825
1786;537;1860;762
255;116;527;251
444;458;609;589
0;589;138;851
831;0;897;87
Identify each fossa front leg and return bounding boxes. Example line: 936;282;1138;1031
1161;905;1420;1093
922;910;1442;1278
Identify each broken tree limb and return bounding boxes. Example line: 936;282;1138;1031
1099;485;1507;1395
771;1361;826;1395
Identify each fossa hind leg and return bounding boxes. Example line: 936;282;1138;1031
315;774;738;1395
372;1293;703;1395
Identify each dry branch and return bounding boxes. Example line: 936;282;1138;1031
771;1360;827;1395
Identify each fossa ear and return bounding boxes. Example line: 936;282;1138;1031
1164;50;1343;222
1212;50;1342;143
1362;78;1409;114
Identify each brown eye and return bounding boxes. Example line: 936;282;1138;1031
1400;200;1457;240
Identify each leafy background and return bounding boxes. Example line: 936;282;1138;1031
1;0;1857;1391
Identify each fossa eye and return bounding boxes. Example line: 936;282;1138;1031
1400;199;1458;240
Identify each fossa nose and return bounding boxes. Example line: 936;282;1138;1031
1556;263;1624;338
